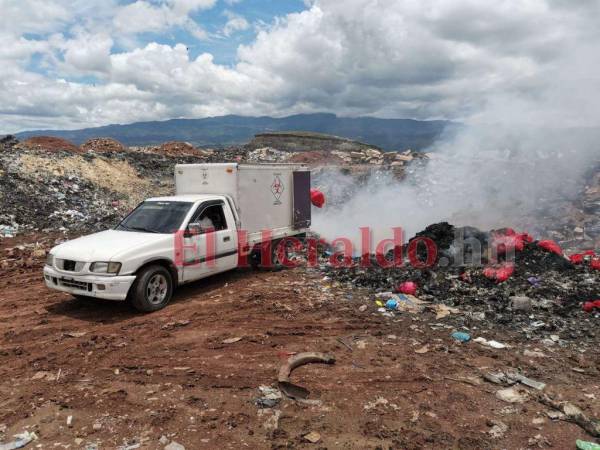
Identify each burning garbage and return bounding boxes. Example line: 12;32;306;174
320;221;599;340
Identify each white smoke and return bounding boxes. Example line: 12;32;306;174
312;42;600;247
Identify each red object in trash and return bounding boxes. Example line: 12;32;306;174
397;281;417;295
491;229;532;254
483;263;514;283
583;250;596;256
594;300;600;308
483;267;497;279
310;188;325;208
569;253;584;264
495;263;514;283
591;258;600;271
537;240;563;255
583;302;596;313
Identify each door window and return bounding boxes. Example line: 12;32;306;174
190;204;228;233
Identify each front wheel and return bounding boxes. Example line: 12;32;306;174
129;265;173;312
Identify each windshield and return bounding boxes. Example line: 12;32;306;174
116;201;193;234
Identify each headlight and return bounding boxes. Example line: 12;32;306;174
46;253;54;267
90;261;122;275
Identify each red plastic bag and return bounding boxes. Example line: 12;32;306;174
495;263;515;282
397;281;417;295
591;258;600;271
483;263;514;283
569;253;584;264
310;188;325;208
583;301;600;313
491;229;531;255
537;240;563;255
583;302;596;313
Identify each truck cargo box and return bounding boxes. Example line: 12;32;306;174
175;163;311;240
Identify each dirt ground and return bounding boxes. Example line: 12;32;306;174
0;234;599;449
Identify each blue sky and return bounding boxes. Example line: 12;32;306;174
122;0;307;65
1;0;599;133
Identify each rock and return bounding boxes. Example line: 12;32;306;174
524;349;547;358
303;431;321;443
358;304;368;312
164;442;185;450
92;422;102;431
488;419;508;438
159;436;169;445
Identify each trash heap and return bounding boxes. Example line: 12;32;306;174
321;222;600;341
81;138;126;153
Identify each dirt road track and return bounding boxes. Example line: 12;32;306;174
0;236;599;449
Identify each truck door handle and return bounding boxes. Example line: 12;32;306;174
223;236;231;242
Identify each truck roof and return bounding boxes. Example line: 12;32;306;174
145;194;225;203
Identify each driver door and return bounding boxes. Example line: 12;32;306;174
182;201;237;282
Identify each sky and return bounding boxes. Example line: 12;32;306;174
1;0;600;134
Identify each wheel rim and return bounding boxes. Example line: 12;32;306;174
146;273;168;305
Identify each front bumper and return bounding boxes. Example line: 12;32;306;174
43;266;136;301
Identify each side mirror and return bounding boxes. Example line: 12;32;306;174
185;222;203;237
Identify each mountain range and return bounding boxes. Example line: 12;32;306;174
14;113;458;151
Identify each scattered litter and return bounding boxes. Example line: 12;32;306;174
222;337;243;344
0;432;37;450
255;385;282;408
396;281;417;295
473;337;508;349
164;442;185;450
451;332;471;342
303;431;321;443
414;345;430;354
484;371;545;390
539;394;600;437
430;304;460;319
488;419;508;439
277;352;335;400
577;440;600;450
385;298;397;310
496;387;529;403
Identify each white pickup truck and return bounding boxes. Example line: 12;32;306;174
43;163;311;311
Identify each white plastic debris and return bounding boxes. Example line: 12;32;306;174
473;337;508;349
0;431;38;450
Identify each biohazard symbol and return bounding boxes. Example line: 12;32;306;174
271;174;284;205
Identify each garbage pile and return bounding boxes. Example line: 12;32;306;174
18;136;81;153
0;134;19;150
81;138;126;153
321;222;599;341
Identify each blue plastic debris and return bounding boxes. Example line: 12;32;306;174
385;299;398;310
451;332;471;342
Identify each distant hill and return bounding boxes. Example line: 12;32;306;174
14;113;458;151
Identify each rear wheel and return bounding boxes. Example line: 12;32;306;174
129;265;173;312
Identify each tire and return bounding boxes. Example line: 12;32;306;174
129;265;173;312
270;239;284;271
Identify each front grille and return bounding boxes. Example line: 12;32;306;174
59;278;92;291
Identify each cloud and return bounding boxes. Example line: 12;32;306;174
1;0;600;133
221;10;249;37
113;0;216;40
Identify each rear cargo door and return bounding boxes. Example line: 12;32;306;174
292;171;311;229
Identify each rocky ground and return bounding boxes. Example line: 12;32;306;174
0;234;599;450
0;135;599;449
